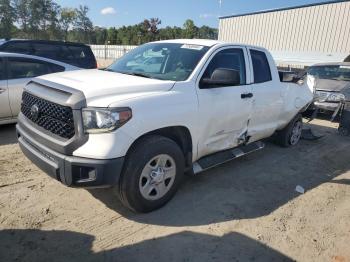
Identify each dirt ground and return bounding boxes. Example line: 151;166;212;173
0;119;350;262
97;58;115;68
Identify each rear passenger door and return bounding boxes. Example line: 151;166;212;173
248;49;283;141
196;47;253;158
7;57;65;117
0;58;12;119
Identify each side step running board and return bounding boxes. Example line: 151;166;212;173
193;141;265;174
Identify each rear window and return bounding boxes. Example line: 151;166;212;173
32;43;62;60
250;50;272;83
60;45;96;69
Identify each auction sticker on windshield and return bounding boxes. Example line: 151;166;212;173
181;44;204;50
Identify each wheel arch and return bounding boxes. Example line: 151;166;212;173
126;126;193;169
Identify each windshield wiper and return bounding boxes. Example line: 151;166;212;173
112;70;152;78
124;71;153;79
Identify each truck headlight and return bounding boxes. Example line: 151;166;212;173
327;93;345;102
82;107;132;134
315;91;329;102
315;91;345;102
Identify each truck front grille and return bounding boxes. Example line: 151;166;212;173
21;92;75;139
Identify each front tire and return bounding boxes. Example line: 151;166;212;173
275;114;303;147
117;135;185;213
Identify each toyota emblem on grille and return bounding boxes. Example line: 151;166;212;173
30;104;40;121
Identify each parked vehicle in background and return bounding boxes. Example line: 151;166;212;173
17;40;313;212
0;39;97;69
0;52;79;125
308;62;350;113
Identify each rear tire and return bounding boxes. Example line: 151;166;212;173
275;114;303;147
116;135;185;213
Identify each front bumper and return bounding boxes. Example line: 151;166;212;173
17;124;124;188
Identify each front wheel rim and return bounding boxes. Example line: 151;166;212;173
139;154;176;201
290;120;302;145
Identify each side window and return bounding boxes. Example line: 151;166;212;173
61;45;95;68
49;63;65;73
250;50;272;83
202;48;246;85
8;58;51;79
0;58;5;80
2;42;33;55
33;43;62;60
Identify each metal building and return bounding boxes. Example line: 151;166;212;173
218;0;350;68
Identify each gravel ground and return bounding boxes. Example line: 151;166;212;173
0;119;349;262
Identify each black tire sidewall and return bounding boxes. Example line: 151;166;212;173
119;136;185;212
276;114;302;147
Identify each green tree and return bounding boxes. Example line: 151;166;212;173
60;7;76;41
93;26;107;44
0;0;16;38
74;5;93;43
198;25;218;39
183;19;198;39
46;1;61;40
13;0;30;37
107;27;118;44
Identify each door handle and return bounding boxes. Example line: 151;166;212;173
241;93;253;99
0;88;6;94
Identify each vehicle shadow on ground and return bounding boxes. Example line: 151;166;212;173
0;124;17;146
0;229;293;262
89;121;350;227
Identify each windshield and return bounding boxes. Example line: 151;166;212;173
107;43;210;81
308;65;350;81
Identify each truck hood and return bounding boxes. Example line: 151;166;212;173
38;69;176;103
315;78;350;92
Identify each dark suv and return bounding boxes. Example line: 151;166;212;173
0;39;97;69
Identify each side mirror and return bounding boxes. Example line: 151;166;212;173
200;68;241;89
279;71;303;84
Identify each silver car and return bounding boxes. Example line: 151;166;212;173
0;52;79;125
308;62;350;112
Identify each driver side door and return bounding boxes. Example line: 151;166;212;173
196;47;253;159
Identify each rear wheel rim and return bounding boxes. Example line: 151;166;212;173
139;154;176;201
290;120;302;145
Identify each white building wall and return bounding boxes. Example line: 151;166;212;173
219;1;350;67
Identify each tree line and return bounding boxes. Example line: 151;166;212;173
0;0;218;45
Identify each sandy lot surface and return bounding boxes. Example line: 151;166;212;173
0;119;350;262
97;58;115;68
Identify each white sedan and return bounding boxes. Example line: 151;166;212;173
0;52;79;125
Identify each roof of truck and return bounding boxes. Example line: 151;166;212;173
151;39;268;51
155;39;223;47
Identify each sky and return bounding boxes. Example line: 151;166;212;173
55;0;335;28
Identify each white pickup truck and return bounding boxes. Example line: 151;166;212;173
17;39;313;212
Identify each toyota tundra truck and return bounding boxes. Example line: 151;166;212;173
16;40;313;212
